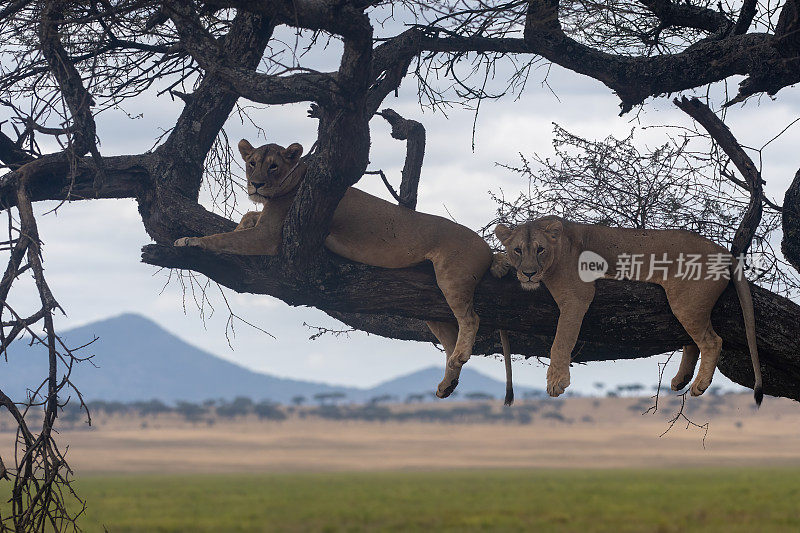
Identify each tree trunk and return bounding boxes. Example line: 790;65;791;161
783;169;800;273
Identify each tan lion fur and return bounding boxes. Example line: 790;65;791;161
494;216;763;404
174;140;496;398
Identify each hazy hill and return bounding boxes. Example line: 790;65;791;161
0;314;541;403
365;366;541;401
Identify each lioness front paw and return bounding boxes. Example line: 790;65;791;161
490;252;513;278
174;237;200;247
235;211;260;231
546;365;570;397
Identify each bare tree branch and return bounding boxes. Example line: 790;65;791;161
674;96;764;257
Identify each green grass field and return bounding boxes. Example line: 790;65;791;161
46;468;800;532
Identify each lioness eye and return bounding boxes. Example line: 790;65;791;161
248;161;255;167
513;247;522;255
268;163;278;171
537;246;545;254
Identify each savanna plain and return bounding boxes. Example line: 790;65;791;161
3;393;800;532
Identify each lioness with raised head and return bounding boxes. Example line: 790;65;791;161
174;140;493;398
494;216;763;404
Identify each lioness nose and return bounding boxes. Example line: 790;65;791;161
522;271;536;278
250;182;265;189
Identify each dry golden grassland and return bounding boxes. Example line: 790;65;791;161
2;392;794;474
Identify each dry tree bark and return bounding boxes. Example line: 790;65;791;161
674;97;764;257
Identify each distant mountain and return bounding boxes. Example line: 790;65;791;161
0;314;542;403
366;366;542;401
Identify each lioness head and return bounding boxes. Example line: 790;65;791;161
238;139;305;202
494;217;563;290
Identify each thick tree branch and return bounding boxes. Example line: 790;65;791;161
733;0;758;35
155;10;274;195
164;1;337;105
0;154;150;209
638;0;732;33
0;0;33;21
726;0;800;105
139;11;273;245
523;0;794;112
39;1;106;189
0;130;34;169
783;169;800;273
372;20;795;114
142;242;800;401
378;108;425;210
674;97;763;256
775;0;800;56
280;11;373;271
366;28;422;114
206;0;376;39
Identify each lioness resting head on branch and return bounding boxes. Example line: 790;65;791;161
494;215;763;405
174;140;505;399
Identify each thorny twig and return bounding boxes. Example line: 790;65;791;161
0;174;90;531
659;391;711;449
303;322;357;341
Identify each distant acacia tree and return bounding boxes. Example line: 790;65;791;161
368;394;396;405
176;401;206;422
312;392;347;406
404;393;427;404
254;401;287;421
0;0;799;528
216;396;254;418
291;395;307;407
465;392;495;401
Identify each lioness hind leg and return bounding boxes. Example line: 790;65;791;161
433;286;481;399
426;321;460;398
666;287;725;397
429;249;489;399
436;306;479;399
688;324;723;397
671;344;700;391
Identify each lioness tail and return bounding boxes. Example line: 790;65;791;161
500;329;514;406
732;265;763;406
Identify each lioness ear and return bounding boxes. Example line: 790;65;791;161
545;220;562;242
283;143;303;161
238;139;254;160
495;223;513;244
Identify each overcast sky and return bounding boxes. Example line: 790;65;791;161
3;21;799;397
